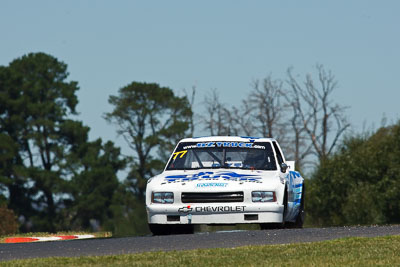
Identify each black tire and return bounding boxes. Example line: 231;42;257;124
178;224;195;234
149;224;195;235
148;224;174;235
260;223;283;230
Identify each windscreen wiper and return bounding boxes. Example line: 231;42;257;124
206;151;222;165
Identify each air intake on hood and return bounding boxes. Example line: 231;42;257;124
181;192;244;203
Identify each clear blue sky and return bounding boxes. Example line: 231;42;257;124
1;1;399;156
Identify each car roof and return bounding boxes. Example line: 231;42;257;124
178;136;276;143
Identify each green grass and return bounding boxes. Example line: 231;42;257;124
2;235;400;266
0;232;111;243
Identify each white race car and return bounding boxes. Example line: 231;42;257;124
146;136;305;235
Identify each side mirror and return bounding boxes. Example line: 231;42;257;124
280;162;288;173
286;161;295;171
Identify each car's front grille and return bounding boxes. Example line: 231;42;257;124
181;192;244;203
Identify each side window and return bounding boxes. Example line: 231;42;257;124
272;141;284;166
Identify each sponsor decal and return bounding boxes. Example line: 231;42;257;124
165;171;262;182
183;144;197;149
194;206;245;212
194;142;266;149
196;142;252;148
196;182;228;188
178;205;246;213
183;140;267;150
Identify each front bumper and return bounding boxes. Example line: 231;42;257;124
147;203;284;224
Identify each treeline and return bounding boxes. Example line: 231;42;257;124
308;124;400;226
0;52;398;235
0;53;145;235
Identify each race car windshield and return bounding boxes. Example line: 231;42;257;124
166;141;277;171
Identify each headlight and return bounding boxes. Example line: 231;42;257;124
152;192;174;204
252;191;276;202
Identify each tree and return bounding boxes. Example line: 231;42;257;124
183;86;196;137
0;53;81;231
250;76;286;139
224;100;255;137
0;53;127;232
249;75;310;168
307;121;400;226
282;95;314;172
202;89;230;136
198;65;348;172
287;65;350;164
105;82;192;198
65;139;127;230
0;204;18;235
204;91;255;136
103;184;150;236
0;65;35;226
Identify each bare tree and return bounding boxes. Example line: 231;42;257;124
283;93;314;170
197;65;349;171
201;88;255;136
249;75;312;170
183;86;196;137
202;89;230;136
224;99;255;136
250;76;287;140
287;64;350;163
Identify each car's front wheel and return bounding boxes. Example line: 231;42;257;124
260;190;287;230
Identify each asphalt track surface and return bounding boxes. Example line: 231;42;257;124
1;225;400;261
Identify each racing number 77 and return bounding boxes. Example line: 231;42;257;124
172;150;187;160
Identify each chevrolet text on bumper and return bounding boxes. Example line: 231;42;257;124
146;136;305;235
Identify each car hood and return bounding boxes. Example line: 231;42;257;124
147;169;281;192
